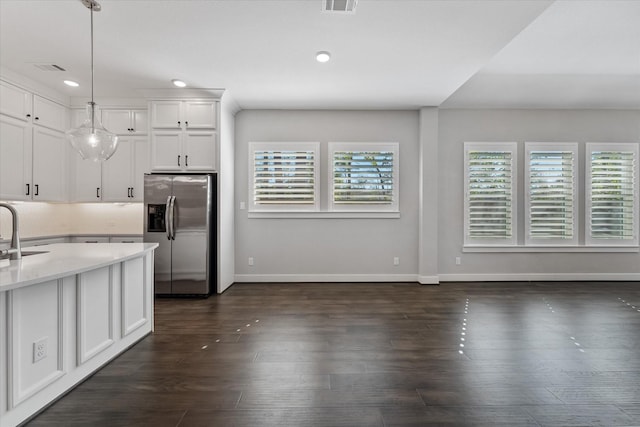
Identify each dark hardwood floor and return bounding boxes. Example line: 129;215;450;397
26;282;640;426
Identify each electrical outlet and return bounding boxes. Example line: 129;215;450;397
33;337;48;363
393;257;400;266
248;257;254;266
455;257;461;266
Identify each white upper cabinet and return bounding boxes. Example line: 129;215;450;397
32;95;67;132
150;100;216;129
183;101;217;129
0;82;67;202
0;81;32;121
150;130;182;171
102;109;148;135
183;131;216;170
149;99;218;172
150;101;182;129
70;108;87;128
0;114;32;201
71;136;148;202
102;137;148;202
32;127;68;201
0;81;67;132
70;150;103;202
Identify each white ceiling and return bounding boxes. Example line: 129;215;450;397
0;0;638;110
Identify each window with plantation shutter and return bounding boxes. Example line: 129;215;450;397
249;142;319;212
525;143;578;245
464;142;517;246
328;142;399;212
586;143;639;246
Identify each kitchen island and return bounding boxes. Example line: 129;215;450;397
0;243;157;427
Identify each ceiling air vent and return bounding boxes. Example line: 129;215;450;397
33;64;66;72
323;0;358;13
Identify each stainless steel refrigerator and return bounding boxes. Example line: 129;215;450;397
144;173;217;296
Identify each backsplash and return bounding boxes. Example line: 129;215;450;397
0;203;143;239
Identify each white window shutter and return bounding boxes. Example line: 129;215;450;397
525;143;578;245
464;142;517;246
249;142;320;212
586;143;638;246
329;142;399;212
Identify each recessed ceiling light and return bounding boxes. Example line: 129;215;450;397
172;79;187;88
64;80;79;87
316;51;331;63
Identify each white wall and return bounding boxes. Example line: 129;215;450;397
217;94;237;293
438;109;640;281
234;110;420;282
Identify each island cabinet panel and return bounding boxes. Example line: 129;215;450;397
0;244;156;427
122;257;147;337
77;266;114;365
8;279;65;408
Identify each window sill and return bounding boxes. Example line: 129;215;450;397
463;245;639;253
248;211;401;219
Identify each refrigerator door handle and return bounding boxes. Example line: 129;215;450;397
165;196;172;240
169;196;177;240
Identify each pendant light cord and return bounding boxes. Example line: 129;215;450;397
90;2;95;131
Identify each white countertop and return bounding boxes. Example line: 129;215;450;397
0;243;158;292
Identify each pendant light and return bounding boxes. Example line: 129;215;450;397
66;0;118;162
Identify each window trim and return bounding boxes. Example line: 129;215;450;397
327;142;399;213
464;142;517;247
585;142;639;246
248;142;320;213
525;142;579;246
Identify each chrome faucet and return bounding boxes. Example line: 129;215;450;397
0;202;21;260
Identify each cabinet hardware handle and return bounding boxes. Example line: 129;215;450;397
26;114;31;118
128;187;131;198
26;183;30;195
130;187;134;198
185;121;188;127
34;117;39;121
185;155;188;167
178;155;181;166
96;187;100;198
35;184;39;196
178;121;181;126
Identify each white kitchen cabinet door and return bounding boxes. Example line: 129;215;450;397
184;131;216;171
102;138;133;202
0;82;32;122
32;95;67;132
102;109;148;135
132;137;149;201
150;131;182;171
70;108;87;128
103;137;148;201
0;114;32;201
71;151;103;202
102;109;131;135
32;127;67;201
150;101;181;129
131;110;148;135
184;101;216;129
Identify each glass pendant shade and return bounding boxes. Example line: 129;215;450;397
66;102;118;162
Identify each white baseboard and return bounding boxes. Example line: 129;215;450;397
234;274;418;283
438;273;640;282
233;272;640;284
